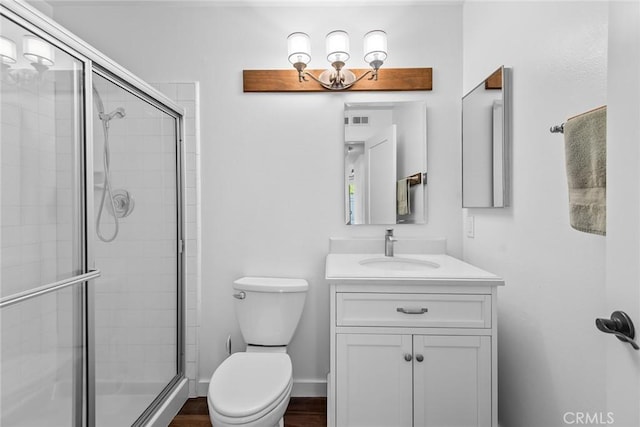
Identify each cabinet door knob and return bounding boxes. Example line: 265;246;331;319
404;353;412;362
416;354;424;362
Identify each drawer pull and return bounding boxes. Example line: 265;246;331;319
397;307;428;314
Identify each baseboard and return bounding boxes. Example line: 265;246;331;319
291;378;327;397
197;379;209;397
197;378;327;398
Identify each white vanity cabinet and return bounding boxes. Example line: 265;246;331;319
336;333;413;427
327;281;500;427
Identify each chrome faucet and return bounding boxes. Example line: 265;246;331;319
384;228;397;257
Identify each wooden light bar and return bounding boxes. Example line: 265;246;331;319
243;67;432;92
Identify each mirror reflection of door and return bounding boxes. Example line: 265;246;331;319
462;66;511;208
366;125;397;224
345;144;365;224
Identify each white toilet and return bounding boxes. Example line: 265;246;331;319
207;276;308;427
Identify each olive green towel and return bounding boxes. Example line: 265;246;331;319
564;106;606;236
397;178;410;216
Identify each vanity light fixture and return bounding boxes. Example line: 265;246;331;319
23;35;55;72
287;30;388;90
0;36;17;65
243;30;431;93
1;34;55;85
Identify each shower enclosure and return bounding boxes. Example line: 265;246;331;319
0;2;186;426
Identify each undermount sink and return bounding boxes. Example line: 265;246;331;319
325;239;504;280
359;256;440;271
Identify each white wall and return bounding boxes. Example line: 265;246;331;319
462;2;608;426
51;2;463;395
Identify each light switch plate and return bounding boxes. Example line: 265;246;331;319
466;216;475;238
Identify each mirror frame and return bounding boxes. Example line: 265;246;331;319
462;66;512;208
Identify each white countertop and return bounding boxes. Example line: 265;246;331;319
326;253;504;284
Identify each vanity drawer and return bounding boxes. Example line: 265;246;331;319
336;293;491;328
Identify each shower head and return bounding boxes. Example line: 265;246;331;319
92;86;105;115
92;86;126;122
100;107;126;122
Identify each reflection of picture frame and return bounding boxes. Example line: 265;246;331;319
484;67;502;90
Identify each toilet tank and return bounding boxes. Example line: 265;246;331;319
233;277;308;346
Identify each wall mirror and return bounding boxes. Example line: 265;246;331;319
462;66;512;208
344;101;427;225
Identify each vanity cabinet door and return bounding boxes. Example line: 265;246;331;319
413;335;492;427
336;334;413;427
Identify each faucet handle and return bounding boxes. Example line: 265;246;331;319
385;228;394;236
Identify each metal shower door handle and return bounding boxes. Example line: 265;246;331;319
595;310;639;350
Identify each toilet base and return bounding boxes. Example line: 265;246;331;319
208;392;290;427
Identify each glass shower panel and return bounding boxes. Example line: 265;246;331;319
91;72;179;427
0;15;84;427
0;286;81;426
0;15;83;297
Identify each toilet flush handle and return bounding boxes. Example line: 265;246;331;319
226;335;232;356
233;291;246;300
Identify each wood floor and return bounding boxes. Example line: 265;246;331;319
169;397;327;427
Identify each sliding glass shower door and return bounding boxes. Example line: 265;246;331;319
90;71;182;427
1;3;185;426
0;14;86;427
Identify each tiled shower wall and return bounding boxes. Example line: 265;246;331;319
90;79;200;399
152;82;201;397
91;79;179;396
1;68;200;422
2;76;200;419
1;75;65;296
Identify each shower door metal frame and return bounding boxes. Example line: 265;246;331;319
0;1;187;426
88;65;187;427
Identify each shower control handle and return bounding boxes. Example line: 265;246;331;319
233;291;246;300
595;310;639;350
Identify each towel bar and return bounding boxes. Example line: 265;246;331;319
407;172;426;186
551;105;606;134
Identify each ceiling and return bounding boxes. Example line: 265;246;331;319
45;0;463;6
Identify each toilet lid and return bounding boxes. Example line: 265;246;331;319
209;352;292;418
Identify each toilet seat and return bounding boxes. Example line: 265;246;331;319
208;352;292;425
